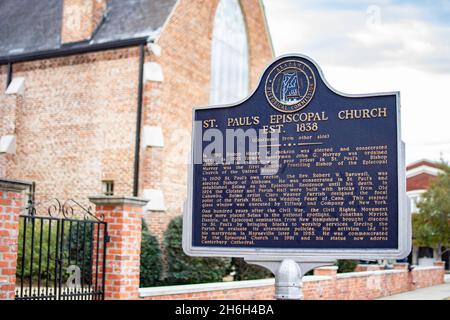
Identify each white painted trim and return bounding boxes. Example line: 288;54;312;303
406;165;442;178
88;196;149;207
147;43;162;57
336;269;403;279
315;266;338;271
5;77;25;96
139;275;335;298
143;189;166;211
302;275;332;282
407;190;425;214
143;62;164;82
142;125;164;148
0;135;16;154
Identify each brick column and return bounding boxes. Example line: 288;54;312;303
393;262;409;270
313;266;338;277
393;262;413;291
355;264;382;272
0;179;31;300
89;196;148;300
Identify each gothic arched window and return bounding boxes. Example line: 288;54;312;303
210;0;249;105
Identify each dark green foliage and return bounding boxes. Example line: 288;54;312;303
66;221;93;284
336;260;358;273
140;219;162;287
17;218;95;285
16;218;58;282
230;258;272;280
164;216;230;285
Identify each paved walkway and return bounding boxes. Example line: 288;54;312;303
378;274;450;300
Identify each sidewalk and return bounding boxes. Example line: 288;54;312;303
378;274;450;300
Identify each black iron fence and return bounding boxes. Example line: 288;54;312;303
15;199;109;300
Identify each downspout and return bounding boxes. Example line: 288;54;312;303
133;44;145;197
6;63;12;89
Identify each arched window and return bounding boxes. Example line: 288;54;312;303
210;0;249;105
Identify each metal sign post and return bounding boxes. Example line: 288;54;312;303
245;259;334;300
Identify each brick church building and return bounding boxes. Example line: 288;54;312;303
0;0;273;240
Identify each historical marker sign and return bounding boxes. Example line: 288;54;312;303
183;55;410;260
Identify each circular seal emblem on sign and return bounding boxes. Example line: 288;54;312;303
265;59;316;113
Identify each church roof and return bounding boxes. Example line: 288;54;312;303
406;159;442;171
0;0;177;59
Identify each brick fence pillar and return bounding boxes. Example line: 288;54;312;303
393;262;409;270
393;262;413;291
313;266;338;277
355;264;382;272
89;196;148;300
433;261;446;283
0;179;31;300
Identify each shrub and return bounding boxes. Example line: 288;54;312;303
164;216;230;285
230;258;273;281
336;260;358;273
140;219;162;287
16;218;93;284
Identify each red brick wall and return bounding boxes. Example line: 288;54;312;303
142;285;275;300
0;180;29;300
140;265;445;300
407;173;437;191
1;48;140;207
0;187;445;300
141;0;273;242
412;265;445;289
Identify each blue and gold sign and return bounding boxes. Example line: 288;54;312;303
183;54;410;261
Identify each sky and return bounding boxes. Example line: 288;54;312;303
262;0;450;165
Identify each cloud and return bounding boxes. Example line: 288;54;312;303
263;0;450;73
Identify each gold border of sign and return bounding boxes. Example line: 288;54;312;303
264;59;317;113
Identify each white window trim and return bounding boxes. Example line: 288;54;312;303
406;165;442;178
406;189;426;197
407;189;426;214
